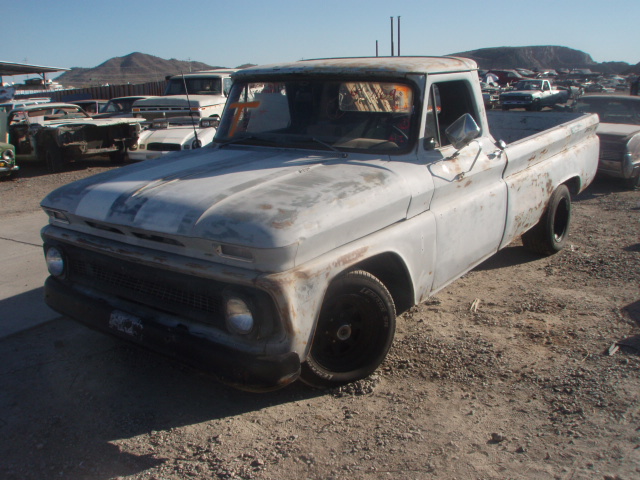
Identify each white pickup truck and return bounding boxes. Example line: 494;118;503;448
131;70;236;121
500;79;570;111
40;57;599;391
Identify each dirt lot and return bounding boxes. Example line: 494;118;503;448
1;159;639;480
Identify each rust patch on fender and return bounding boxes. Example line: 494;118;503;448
259;204;273;210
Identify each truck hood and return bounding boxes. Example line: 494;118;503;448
501;90;541;96
44;117;144;127
42;146;411;258
139;126;214;144
134;95;226;108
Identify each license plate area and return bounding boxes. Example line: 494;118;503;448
109;310;143;338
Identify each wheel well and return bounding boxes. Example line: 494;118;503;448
563;176;581;195
348;253;414;315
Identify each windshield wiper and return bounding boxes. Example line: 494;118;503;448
296;136;348;157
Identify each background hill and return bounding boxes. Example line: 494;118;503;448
55;48;636;87
450;45;633;74
55;52;231;87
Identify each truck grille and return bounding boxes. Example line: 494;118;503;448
65;245;225;326
148;143;181;151
598;135;625;162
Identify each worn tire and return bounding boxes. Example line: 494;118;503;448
623;174;639;190
109;149;126;164
300;270;396;388
522;184;571;255
44;143;65;173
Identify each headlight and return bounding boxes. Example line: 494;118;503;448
224;296;254;335
623;152;634;178
45;246;65;277
2;148;14;161
192;139;202;149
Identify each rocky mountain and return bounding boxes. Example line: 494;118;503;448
55;48;636;88
55;52;231;87
450;45;633;74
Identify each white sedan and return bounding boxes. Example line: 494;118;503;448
129;117;217;161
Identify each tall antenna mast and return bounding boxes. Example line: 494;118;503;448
390;17;394;56
398;16;401;56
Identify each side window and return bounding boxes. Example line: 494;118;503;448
424;80;478;148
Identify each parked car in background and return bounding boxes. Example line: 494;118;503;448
0;97;51;113
93;96;151;119
132;70;237;121
573;95;640;188
69;99;109;116
500;79;569;111
0;141;18;178
6;103;143;172
129;116;217;161
487;69;526;86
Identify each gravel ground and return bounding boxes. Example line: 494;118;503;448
1;158;639;480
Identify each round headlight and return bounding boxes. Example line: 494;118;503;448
2;148;14;161
46;246;65;277
225;297;254;335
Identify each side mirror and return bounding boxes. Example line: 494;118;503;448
445;113;480;150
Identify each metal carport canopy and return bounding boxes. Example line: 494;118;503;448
0;61;69;76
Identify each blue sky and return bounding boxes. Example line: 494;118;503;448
2;0;638;81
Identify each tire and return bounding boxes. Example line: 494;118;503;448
623;175;639;190
300;270;396;388
44;143;65;173
522;184;571;255
109;149;126;164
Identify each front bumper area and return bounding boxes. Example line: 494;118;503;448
44;276;301;391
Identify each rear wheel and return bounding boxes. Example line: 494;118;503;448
300;270;396;388
522;184;571;255
624;174;639;190
109;149;126;164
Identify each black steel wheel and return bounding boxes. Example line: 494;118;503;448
300;270;396;388
522;184;571;255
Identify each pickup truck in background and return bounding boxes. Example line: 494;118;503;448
500;79;570;111
40;57;599;391
131;70;237;122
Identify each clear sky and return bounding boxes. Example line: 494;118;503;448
2;0;638;81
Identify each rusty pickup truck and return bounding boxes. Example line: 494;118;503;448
40;57;600;391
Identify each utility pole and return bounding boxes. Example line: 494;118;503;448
398;16;401;56
390;17;394;56
376;40;379;57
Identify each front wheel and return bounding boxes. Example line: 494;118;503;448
109;149;126;164
45;143;65;173
300;270;396;388
522;184;571;255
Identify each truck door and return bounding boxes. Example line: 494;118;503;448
421;79;508;292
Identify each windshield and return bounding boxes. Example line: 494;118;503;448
101;98;140;113
165;77;223;96
9;106;89;124
574;98;640;125
516;81;543;91
216;79;416;153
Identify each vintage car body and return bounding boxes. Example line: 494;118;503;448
129;117;217;161
7;103;143;172
41;57;599;391
500;79;569;111
132;70;237;121
93;96;151;119
574;95;640;188
0;97;51;113
0;141;18;178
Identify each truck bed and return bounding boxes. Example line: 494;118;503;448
486;110;590;144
